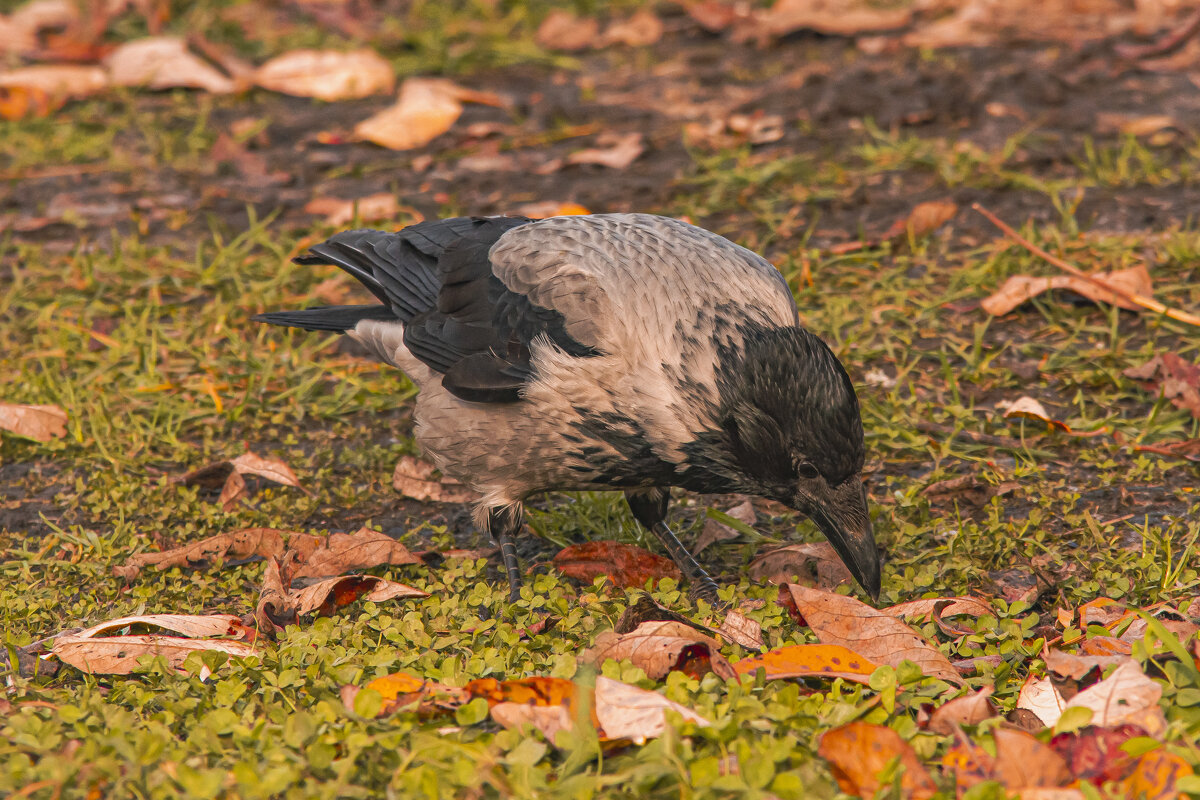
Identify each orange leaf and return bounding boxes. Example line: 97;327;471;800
1120;750;1194;800
552;541;681;589
818;721;936;800
733;644;877;684
0;402;67;441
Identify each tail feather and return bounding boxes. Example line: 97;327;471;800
252;305;396;332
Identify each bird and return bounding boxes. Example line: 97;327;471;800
254;213;879;604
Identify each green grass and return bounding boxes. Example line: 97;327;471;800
5;3;1200;798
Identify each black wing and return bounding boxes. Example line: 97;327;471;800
254;216;599;403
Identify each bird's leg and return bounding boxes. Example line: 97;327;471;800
625;488;722;606
488;504;524;604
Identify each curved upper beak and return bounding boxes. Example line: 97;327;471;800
808;478;880;601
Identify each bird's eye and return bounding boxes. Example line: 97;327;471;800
796;462;819;479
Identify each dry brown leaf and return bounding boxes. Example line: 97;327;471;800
2;0;79;53
884;200;958;241
0;65;108;98
53;635;257;674
255;555;293;631
927;685;996;734
0;402;67;442
1063;660;1165;735
354;77;465;151
741;0;913;41
581;621;735;680
392;455;479;504
998;396;1070;432
567;132;644;170
884;596;993;621
749;542;853;589
947;726;1073;793
552;541;681;589
593;676;709;743
50;613;257;674
178;451;304;511
781;583;963;684
230;451;302;488
0;85;63;120
981;265;1153;316
292;526;424;580
305;193;400;227
104;36;235;93
1096;112;1179;138
290;574;428;616
818;721;936;800
253;48;393;101
733;643;878;684
1125;352;1200;419
1133;438;1200;463
113;527;318;580
1016;675;1066;728
600;9;664;47
682;0;745;32
922;475;1018;507
536;9;600;51
716;609;764;651
1044;648;1132;681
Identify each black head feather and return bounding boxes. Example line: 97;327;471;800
699;324;864;497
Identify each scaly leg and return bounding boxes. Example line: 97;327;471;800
489;504;524;604
625;488;722;605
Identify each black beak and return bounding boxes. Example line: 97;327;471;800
809;480;880;601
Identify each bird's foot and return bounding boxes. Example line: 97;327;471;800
687;575;727;610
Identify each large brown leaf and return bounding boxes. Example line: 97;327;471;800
944;727;1072;793
581;621;735;680
1125;352;1200;419
104;36;236;93
781;584;963;684
253;48;393;101
926;685;996;734
552;541;681;589
749;542;852;589
292;527;424;579
49;613;257;675
113;527;319;580
982;265;1153;316
0;402;67;442
818;721;936;800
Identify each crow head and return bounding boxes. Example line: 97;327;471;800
711;324;879;599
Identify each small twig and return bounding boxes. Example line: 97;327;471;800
1115;9;1200;61
972;202;1200;328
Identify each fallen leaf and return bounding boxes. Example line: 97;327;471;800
304;193;400;227
290;574;428;616
1017;675;1066;728
600;9;663;47
177;451;304;511
104;36;235;93
1124;352;1200;419
0;85;63;120
883;200;958;241
392;455;478;504
696;498;756;555
592;675;710;743
553;541;681;589
1120;750;1195;800
739;0;913;42
946;727;1072;793
883;596;992;621
2;0;79;55
255;555;294;631
682;0;744;32
292;526;424;579
733;643;878;684
1133;438;1200;463
716;609;764;651
1049;724;1143;785
981;265;1153;316
613;593;710;634
926;685;996;734
780;584;963;684
581;620;735;680
1097;112;1179;138
0;64;108;98
253;48;393;101
922;475;1018;507
514;201;591;219
49;613;257;675
997;396;1070;432
536;9;599;52
818;721;936;800
1063;660;1165;735
467;676;587;743
352;671;466;717
0;402;67;442
354;77;467;151
726;111;785;144
749;542;853;589
567;132;644;170
112;527;319;580
1044;649;1132;681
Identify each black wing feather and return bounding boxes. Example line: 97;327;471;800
256;215;598;404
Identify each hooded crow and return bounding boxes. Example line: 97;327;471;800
255;213;879;604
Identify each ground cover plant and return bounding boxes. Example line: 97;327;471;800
4;0;1200;797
